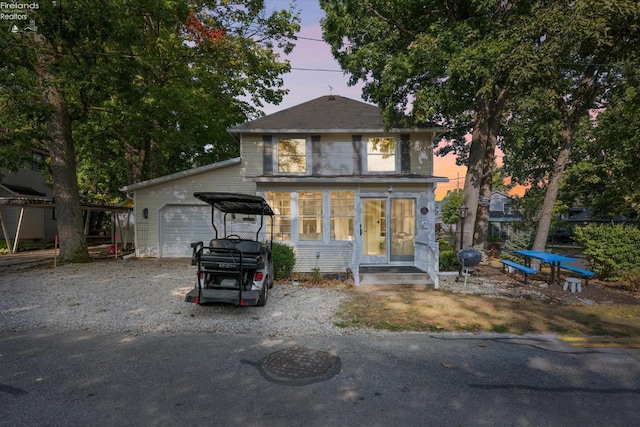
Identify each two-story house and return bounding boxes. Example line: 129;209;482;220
121;96;448;286
488;191;523;241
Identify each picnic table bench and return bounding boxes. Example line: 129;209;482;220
500;259;536;284
559;264;595;285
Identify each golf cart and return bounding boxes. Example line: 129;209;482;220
185;192;275;306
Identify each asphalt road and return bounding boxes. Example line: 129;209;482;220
2;331;639;426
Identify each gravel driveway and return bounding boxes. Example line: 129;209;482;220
0;259;357;337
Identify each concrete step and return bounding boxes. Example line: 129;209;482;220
358;272;432;287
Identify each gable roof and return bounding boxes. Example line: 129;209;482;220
229;95;443;134
120;157;242;193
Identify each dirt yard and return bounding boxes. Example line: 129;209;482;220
293;263;640;337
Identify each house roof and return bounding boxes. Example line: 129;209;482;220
228;95;444;134
120;157;242;193
0;183;46;197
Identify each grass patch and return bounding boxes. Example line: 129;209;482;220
336;288;640;336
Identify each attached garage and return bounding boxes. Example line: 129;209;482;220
121;158;257;258
159;205;213;257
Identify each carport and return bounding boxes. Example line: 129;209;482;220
0;196;133;254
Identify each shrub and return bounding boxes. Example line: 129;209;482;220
439;250;459;271
438;238;454;252
573;224;640;280
438;239;459;271
310;267;322;284
501;227;535;262
272;242;296;280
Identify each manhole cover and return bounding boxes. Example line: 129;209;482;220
246;347;341;386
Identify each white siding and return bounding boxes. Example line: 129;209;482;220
241;135;264;178
294;244;351;273
133;163;254;257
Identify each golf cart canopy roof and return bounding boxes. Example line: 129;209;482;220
193;192;274;216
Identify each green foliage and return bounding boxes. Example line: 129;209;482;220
0;1;300;202
501;227;535;262
438;239;459;271
438;238;454;252
310;267;322;284
562;82;640;218
441;189;463;226
272;242;296;280
573;224;640;280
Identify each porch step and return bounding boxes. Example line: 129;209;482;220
358;271;432;287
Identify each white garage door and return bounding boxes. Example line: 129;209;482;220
159;205;214;257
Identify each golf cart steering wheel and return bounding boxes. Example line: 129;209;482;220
226;234;242;240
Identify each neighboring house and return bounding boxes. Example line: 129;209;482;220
488;191;522;241
121;95;448;286
1;150;132;252
549;207;630;243
0;150;57;250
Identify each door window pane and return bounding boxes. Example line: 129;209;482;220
391;199;415;261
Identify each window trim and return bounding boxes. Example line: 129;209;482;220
330;190;355;241
276;137;309;175
364;136;398;174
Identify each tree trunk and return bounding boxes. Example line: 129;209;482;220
532;70;598;258
531;123;574;253
458;98;488;251
474;137;495;250
34;34;90;263
460;86;507;252
473;90;505;251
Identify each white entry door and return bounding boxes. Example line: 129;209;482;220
361;198;415;264
361;199;387;264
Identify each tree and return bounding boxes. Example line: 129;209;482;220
0;1;300;262
441;189;463;231
320;0;536;251
562;78;640;219
501;0;640;252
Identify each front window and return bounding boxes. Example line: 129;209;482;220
367;137;395;172
299;191;322;241
330;190;354;240
278;138;306;173
266;191;291;241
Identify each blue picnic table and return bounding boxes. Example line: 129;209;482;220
513;249;577;286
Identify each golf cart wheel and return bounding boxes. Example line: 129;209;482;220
257;281;268;306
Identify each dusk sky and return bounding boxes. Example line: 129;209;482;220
263;0;467;200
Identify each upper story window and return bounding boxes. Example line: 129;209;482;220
366;137;396;172
278;138;306;173
31;151;46;171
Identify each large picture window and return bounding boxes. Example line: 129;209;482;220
278;138;306;173
266;191;291;241
299;191;322;241
330;190;354;241
366;137;396;172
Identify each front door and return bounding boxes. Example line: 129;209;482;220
361;198;415;264
362;199;387;264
